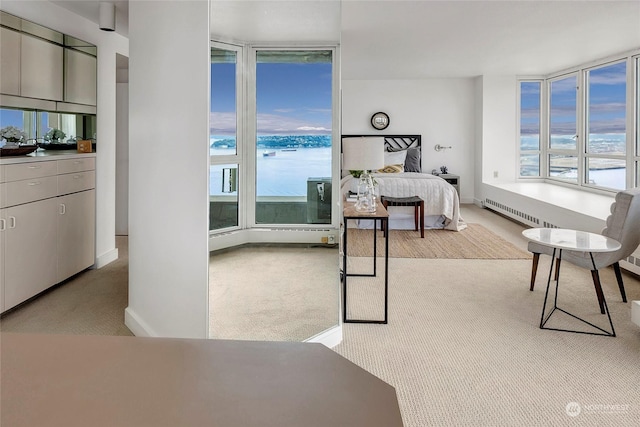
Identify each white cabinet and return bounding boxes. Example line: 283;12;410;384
21;33;64;101
57;189;95;282
0;155;96;312
1;198;59;310
0;27;21;96
64;49;97;106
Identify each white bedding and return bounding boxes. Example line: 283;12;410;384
341;172;467;231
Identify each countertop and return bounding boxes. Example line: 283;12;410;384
0;149;96;165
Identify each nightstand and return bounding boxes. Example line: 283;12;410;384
439;173;460;195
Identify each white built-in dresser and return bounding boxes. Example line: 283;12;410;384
0;151;96;312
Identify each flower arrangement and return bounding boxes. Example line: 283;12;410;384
0;126;27;143
44;128;66;142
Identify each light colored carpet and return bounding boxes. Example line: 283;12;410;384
335;256;640;426
346;223;531;259
0;237;133;336
2;206;639;427
209;244;339;342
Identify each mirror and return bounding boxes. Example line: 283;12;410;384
208;0;342;342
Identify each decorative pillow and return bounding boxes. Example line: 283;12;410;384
378;164;404;173
404;147;421;172
383;150;407;169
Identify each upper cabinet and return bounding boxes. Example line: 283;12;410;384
0;11;97;109
21;33;64;101
64;49;97;106
0;27;21;96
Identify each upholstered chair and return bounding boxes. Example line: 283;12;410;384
527;188;640;313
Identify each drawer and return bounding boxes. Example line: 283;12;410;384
57;157;95;174
3;175;58;208
58;170;95;195
2;161;58;183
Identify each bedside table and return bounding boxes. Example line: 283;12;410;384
439;173;460;195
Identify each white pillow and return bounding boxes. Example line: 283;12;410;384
384;150;407;168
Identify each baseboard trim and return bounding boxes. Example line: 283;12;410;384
304;324;342;348
95;248;119;269
632;301;640;328
124;307;158;337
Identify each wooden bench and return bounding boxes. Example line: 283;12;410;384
381;195;424;238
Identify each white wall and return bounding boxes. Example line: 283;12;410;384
478;75;518;184
341;79;476;203
126;0;210;338
0;1;129;268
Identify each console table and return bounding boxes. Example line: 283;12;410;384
342;201;389;324
522;228;621;337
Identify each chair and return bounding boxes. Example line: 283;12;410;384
528;188;640;312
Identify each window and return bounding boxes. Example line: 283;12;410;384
518;51;640;191
210;44;241;231
210;43;337;234
548;74;578;183
254;50;333;225
519;81;541;177
584;61;626;190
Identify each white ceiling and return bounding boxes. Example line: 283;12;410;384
49;0;640;79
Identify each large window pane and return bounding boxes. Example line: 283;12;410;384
549;154;578;182
520;81;541;177
520;81;541;151
255;50;333;225
585;61;627;190
210;47;237;156
586;62;626;155
210;45;240;232
549;75;577;150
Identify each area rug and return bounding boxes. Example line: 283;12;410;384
346;223;531;259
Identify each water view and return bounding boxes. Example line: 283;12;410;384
210;135;332;197
520;133;627;189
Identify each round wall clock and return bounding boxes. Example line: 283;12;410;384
370;112;390;130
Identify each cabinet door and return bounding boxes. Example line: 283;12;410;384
1;209;6;311
1;27;21;96
64;49;97;106
57;189;95;282
21;33;63;101
3;198;58;311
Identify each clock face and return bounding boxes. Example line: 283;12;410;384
371;112;389;130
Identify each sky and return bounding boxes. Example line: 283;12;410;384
520;61;626;136
210;61;332;136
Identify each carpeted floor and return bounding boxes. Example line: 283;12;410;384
336;256;640;426
209;244;339;342
2;205;639;426
346;223;531;259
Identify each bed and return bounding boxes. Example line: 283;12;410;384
341;135;466;231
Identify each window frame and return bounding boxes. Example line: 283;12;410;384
517;49;640;192
517;80;543;178
582;60;628;191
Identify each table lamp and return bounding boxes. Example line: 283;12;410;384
342;137;385;212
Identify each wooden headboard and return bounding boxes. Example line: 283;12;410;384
341;135;421;152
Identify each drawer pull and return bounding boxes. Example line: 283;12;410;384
9;216;16;229
73;175;82;179
0;218;5;231
27;165;41;169
60;204;66;215
27;181;41;186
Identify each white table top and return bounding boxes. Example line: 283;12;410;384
522;228;621;253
